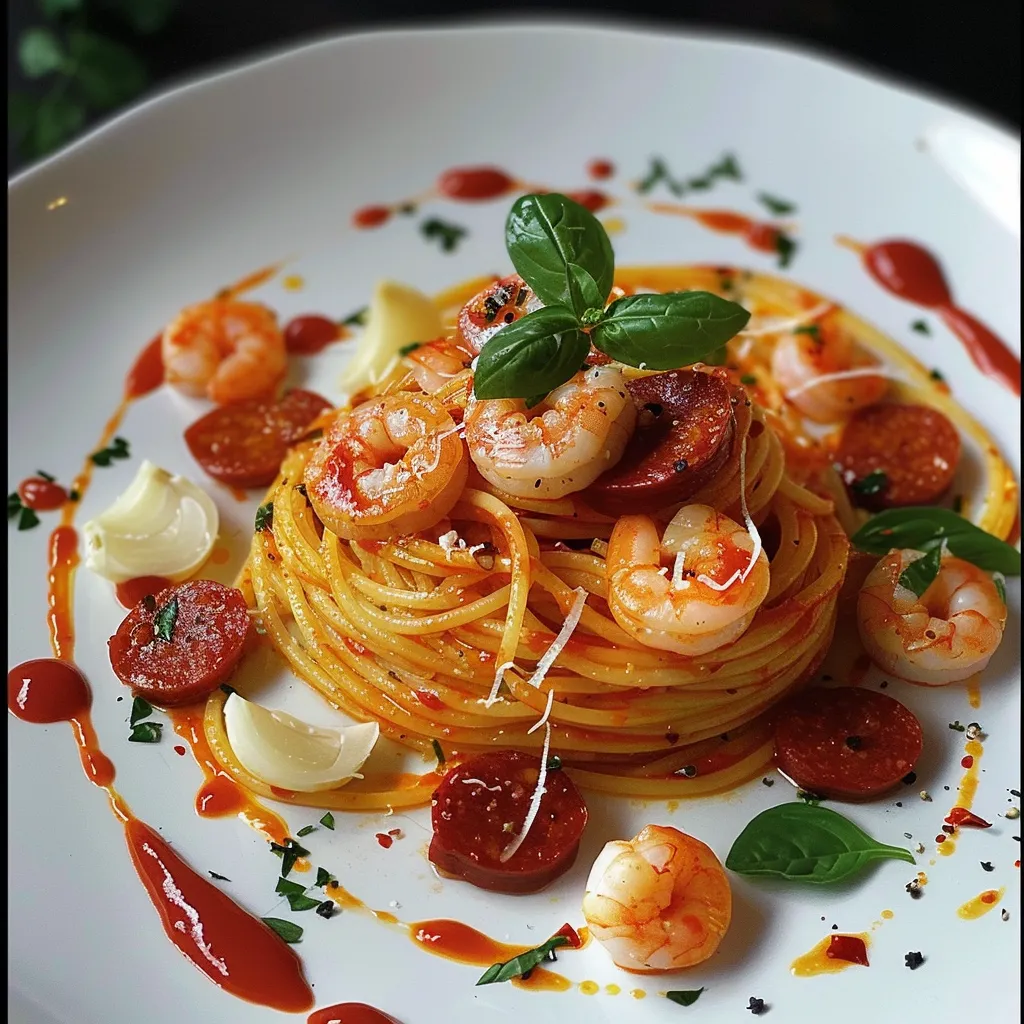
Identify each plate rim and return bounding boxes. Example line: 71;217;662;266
8;17;1021;192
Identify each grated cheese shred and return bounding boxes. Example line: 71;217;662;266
499;719;552;863
524;588;588;690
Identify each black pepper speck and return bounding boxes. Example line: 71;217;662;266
981;861;994;872
904;951;925;970
747;997;767;1015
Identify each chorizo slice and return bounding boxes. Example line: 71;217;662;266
108;580;252;707
429;750;587;894
583;369;736;517
774;687;923;800
835;403;961;509
184;388;331;489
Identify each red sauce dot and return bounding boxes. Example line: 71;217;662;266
375;833;394;849
745;222;782;253
961;754;975;769
826;934;869;966
936;834;946;843
587;159;615;180
981;891;996;904
7;659;91;723
567;189;609;213
18;477;68;511
437;166;514;201
353;205;391;229
284;315;340;355
1015;860;1020;868
174;745;187;756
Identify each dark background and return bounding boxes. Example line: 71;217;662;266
8;0;1022;176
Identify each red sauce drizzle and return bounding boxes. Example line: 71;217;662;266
47;525;79;661
567;190;610;213
437;166;514;201
174;745;187;756
18;476;68;511
125;335;165;398
827;934;869;966
945;807;992;829
861;239;1020;396
115;576;171;609
375;833;394;849
353;205;391;229
126;817;313;1011
285;315;343;355
308;1004;401;1024
587;159;615;180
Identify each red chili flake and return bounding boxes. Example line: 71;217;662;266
665;731;680;745
942;824;956;834
981;891;997;904
415;690;445;710
961;755;975;769
945;807;992;829
552;922;582;948
353;205;391;229
375;833;394;849
587;158;615;180
826;935;869;966
173;745;186;756
387;828;403;839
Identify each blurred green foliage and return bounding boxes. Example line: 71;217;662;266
9;0;179;162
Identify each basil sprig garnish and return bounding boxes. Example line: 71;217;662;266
725;803;915;884
475;193;751;400
476;931;572;985
851;506;1021;596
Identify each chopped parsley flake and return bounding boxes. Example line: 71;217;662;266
756;192;796;216
852;469;889;497
296;824;317;838
90;436;131;467
319;812;335;831
255;502;274;532
153;596;178;643
666;988;705;1006
420;218;467;254
431;739;446;767
912;320;931;335
128;722;162;743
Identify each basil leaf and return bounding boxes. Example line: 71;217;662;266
593;291;751;369
19;28;65;78
315;866;334;886
128;722;162;743
18;507;41;531
261;917;303;944
275;877;306;897
666;988;705;1006
474;307;590;400
285;892;322;912
153;597;178;643
851;508;1021;575
476;934;570;985
8;492;23;519
66;31;147;111
725;803;915;883
130;695;154;726
505;193;614;313
319;812;335;831
898;546;942;597
255;502;274;532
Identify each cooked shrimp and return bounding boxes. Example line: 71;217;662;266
606;505;770;656
303;393;468;540
404;336;474;394
465;365;636;499
857;550;1006;685
457;274;543;354
582;824;732;973
771;313;887;423
162;298;287;405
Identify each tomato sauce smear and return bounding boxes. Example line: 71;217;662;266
429;750;588;894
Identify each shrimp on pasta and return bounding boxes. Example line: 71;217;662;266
303;392;468;541
464;365;636;499
606;504;770;655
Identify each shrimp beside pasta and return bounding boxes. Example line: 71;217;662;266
465;365;636;499
770;312;887;423
162;298;287;405
606;504;770;656
582;824;732;972
857;550;1006;685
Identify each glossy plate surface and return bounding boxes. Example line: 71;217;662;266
8;23;1021;1024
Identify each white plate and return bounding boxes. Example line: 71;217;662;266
8;22;1021;1024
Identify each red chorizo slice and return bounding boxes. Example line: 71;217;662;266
774;687;923;800
583;369;736;517
108;580;252;706
457;275;541;354
429;750;587;894
835;403;961;510
184;388;332;488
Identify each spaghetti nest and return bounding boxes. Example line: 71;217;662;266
228;356;848;802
